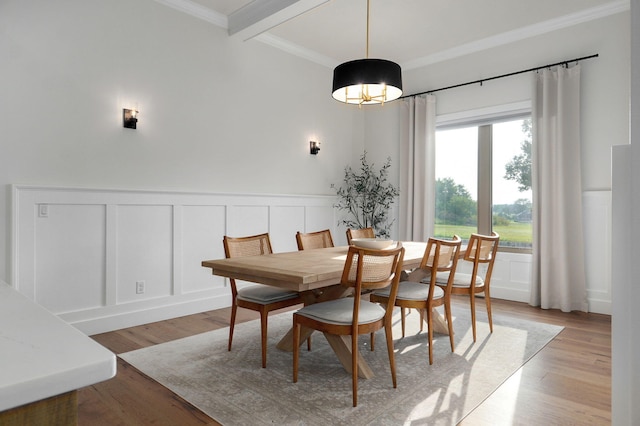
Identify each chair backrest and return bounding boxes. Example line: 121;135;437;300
341;243;405;323
463;232;500;286
223;233;273;259
421;235;463;295
421;235;463;270
346;227;375;245
296;229;334;250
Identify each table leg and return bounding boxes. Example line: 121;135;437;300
276;285;376;378
324;334;374;379
428;309;451;335
276;325;313;351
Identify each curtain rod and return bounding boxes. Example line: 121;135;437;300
402;53;599;98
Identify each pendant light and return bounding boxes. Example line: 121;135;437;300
331;0;402;106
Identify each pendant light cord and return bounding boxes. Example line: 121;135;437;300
365;0;370;58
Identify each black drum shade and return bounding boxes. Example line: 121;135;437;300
332;58;403;105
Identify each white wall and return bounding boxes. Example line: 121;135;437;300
0;0;363;284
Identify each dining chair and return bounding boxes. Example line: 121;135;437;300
295;229;335;350
292;243;405;407
223;233;304;368
295;229;334;250
434;232;500;342
370;236;462;364
346;227;375;245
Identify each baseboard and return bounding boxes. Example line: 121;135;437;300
491;287;530;304
61;295;230;336
492;287;611;315
587;299;612;315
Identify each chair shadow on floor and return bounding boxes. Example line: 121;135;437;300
377;307;494;426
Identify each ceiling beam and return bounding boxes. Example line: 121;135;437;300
228;0;329;41
153;0;228;27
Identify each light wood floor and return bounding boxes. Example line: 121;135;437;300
78;297;611;425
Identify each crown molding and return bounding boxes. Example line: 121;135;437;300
402;0;630;70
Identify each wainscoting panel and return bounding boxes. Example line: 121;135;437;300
490;252;533;303
181;205;227;295
305;205;339;243
35;204;106;313
116;205;174;304
226;205;270;240
269;206;305;252
11;186;337;335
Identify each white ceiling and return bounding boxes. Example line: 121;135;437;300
159;0;628;69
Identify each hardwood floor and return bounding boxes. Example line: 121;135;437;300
78;298;611;425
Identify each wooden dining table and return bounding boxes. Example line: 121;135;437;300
201;241;451;378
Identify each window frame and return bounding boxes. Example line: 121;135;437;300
436;101;532;253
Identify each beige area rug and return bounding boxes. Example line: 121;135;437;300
120;306;563;425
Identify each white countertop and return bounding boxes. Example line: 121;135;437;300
0;281;116;411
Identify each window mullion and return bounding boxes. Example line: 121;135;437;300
477;125;492;235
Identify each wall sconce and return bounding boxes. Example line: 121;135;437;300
310;141;320;155
123;108;139;129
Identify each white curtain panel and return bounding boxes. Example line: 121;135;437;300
530;65;589;312
399;94;436;241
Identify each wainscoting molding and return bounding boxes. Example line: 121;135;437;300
11;185;339;335
10;186;611;335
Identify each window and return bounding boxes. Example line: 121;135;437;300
434;112;532;250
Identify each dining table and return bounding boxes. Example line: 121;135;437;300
201;241;451;378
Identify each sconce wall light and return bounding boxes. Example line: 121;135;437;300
310;141;320;155
123;108;139;129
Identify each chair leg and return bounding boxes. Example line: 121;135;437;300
351;334;358;407
307;334;312;351
469;291;477;342
419;309;424;332
293;320;300;383
371;301;387;350
260;309;268;368
484;288;493;333
444;298;455;352
228;300;238;351
401;307;406;338
426;307;434;365
384;322;397;389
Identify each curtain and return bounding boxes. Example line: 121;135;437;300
530;65;589;312
399;94;436;241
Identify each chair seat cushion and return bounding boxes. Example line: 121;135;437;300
296;298;385;325
421;272;485;287
372;281;444;301
419;271;450;285
237;285;300;304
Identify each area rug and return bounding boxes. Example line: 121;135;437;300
120;306;563;425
